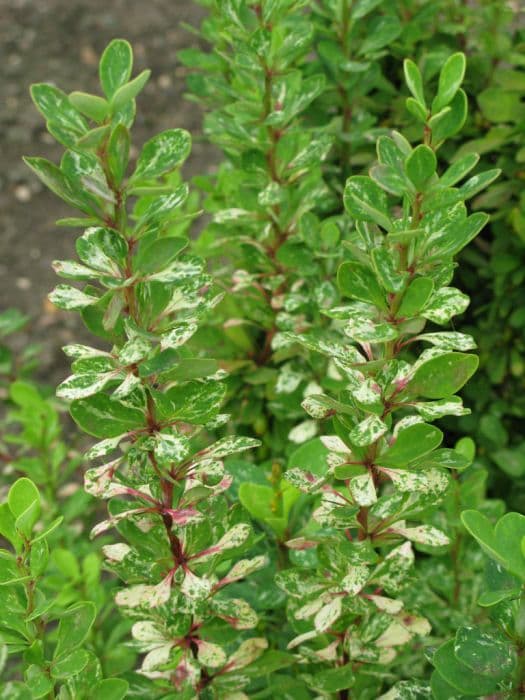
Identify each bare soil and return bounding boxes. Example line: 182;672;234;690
0;0;212;385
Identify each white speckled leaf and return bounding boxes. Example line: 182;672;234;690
349;472;377;506
198;640;227;668
393;524;449;547
85;434;127;459
341;565;369;595
228;638;268;670
222;555;268;584
57;370;118;400
112;372;141;399
422;287;469;324
288;419;318;443
49;284;99;310
102;542;131;562
345;317;398;343
314;597;342;633
367;595;404;614
416;331;476;351
350;415;387;447
413;397;469;420
160;321;198;350
154;433;191;463
378;467;449;494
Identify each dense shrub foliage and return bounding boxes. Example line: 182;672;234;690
1;2;525;698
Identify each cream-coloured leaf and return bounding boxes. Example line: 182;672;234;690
314;596;342;633
350;415;387;447
228;638;268;669
349;472;377;506
141;643;173;672
393;524;449;547
341;565;369;595
198;640;227;668
181;569;212;601
366;595;404;614
320;435;352;454
102;543;131;563
49;284;99;310
131;621;165;644
288;420;318;443
221;555;268;584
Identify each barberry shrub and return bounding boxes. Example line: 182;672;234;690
22;39;288;698
9;7;523;700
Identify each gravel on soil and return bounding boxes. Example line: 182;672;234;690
0;0;213;386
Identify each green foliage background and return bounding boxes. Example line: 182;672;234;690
1;1;525;698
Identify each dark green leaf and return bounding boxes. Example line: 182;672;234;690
54;602;96;659
409;353;478;399
70;393;145;438
338;261;387;309
433;53;466;112
405;145;436;190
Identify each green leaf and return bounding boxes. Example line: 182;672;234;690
0;504;18;547
50;648;90;679
8;479;41;522
99;39;133;99
338;261;387;309
461;510;505;568
30;84;87;135
371;247;406;293
239;482;299;537
404;59;425;106
76;226;128;273
397;277;434;318
305;663;355;692
409;353;478;399
107;124;130;186
432;639;498;696
379;423;443;467
30;540;49;577
478;88;524;123
493;513;525;581
91;679;129;700
406;97;428;124
111;69;151;111
133;237;188;275
359;15;402;54
25;665;53;698
343;176;391;230
23;157;95;214
32;516;63;544
54;602;96;659
0;309;29;337
70;393;145;438
433;53;466;113
461;511;525;582
132;129;191;181
459;170;501;201
405;145;436;190
159;381;226;424
454;626;516;681
288;438;330;476
431;89;468;145
69;92;109;122
440;154;479;187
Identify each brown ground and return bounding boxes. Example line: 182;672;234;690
0;0;212;385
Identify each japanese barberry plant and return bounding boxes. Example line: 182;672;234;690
21;39;287;698
2;3;523;698
274;53;499;697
